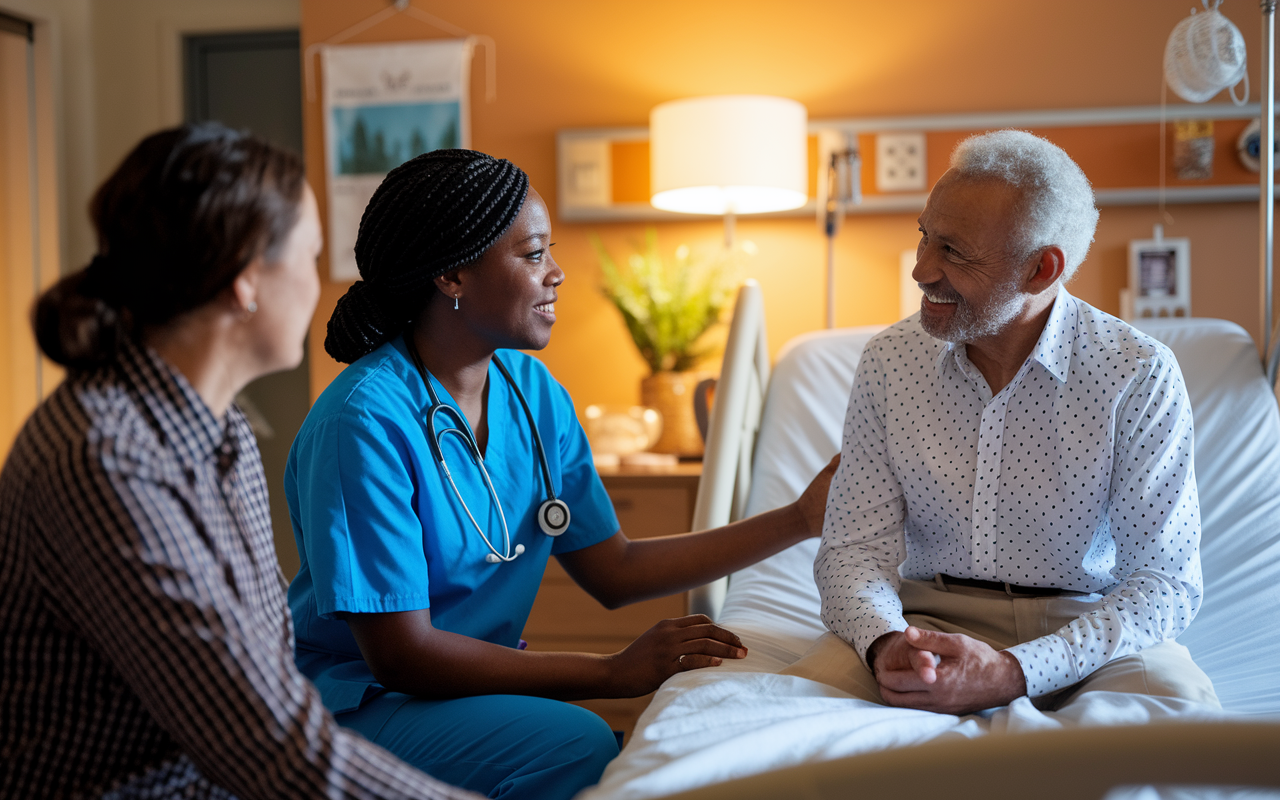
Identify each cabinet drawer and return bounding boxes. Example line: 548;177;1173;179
610;486;695;540
524;582;686;640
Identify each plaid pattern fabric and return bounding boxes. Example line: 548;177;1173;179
0;339;474;800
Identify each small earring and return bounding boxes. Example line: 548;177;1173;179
454;295;460;310
246;301;258;314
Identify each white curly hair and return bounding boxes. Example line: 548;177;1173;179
949;129;1099;281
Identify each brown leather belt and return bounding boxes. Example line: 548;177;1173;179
935;573;1063;597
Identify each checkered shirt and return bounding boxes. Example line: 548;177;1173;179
0;339;475;799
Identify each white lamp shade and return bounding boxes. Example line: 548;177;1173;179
650;95;808;215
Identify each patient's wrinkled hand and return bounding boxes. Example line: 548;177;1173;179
870;626;1026;715
606;615;748;697
796;455;840;536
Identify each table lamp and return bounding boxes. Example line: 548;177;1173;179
649;95;808;248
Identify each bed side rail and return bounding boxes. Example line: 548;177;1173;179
687;280;769;620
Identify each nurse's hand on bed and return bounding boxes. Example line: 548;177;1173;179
608;614;749;696
869;626;1027;715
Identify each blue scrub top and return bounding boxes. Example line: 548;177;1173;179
285;337;619;715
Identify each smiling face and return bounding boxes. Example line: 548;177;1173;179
912;171;1030;344
450;188;563;351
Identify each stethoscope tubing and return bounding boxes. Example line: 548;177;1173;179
492;356;558;504
403;334;563;563
431;416;517;563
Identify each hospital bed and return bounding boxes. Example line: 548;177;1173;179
581;283;1280;799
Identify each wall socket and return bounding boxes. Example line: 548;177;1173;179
876;132;927;192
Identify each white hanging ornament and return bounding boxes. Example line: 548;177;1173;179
1164;0;1249;105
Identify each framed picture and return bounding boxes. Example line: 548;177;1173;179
1127;236;1191;319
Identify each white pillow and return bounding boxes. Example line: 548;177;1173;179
1134;318;1280;713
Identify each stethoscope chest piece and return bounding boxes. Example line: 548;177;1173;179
538;498;571;537
405;336;572;564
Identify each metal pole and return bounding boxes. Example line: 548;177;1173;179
824;149;841;329
1262;0;1276;383
819;136;860;331
826;234;836;328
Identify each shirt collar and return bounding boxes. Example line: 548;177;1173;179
1029;289;1076;383
116;337;233;470
934;288;1078;385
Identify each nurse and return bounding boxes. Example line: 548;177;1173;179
286;149;835;800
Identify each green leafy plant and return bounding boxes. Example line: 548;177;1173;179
592;228;737;374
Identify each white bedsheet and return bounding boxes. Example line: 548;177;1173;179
582;318;1280;800
587;676;1226;799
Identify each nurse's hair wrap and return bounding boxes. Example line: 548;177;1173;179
325;149;530;364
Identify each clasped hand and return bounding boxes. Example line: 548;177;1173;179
869;626;1027;715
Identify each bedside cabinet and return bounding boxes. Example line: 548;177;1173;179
522;462;701;743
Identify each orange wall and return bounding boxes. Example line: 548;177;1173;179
301;0;1280;409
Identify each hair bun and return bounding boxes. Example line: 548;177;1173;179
33;269;129;369
31;123;306;370
324;280;408;364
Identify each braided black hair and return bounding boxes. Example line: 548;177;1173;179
325;149;530;364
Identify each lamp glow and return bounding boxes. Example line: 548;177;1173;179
650;95;808;216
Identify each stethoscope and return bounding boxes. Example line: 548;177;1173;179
404;335;571;564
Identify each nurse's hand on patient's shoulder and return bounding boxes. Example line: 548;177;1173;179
795;455;840;537
869;626;1027;715
607;614;748;696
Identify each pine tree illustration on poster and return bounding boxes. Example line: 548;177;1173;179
334;102;460;175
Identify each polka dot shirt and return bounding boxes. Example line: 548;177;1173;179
814;290;1203;697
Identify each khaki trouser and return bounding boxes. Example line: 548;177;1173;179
780;578;1220;710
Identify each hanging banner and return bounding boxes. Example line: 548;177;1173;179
323;39;470;281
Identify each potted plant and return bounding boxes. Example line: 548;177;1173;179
592;228;737;457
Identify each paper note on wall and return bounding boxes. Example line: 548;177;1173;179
322;39;471;281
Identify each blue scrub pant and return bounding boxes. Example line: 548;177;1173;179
336;692;619;800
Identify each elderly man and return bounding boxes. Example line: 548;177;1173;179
786;129;1219;716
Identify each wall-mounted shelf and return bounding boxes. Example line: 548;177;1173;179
557;103;1275;222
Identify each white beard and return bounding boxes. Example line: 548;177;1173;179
919;276;1025;343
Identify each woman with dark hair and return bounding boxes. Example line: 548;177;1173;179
0;124;470;800
286;149;837;800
